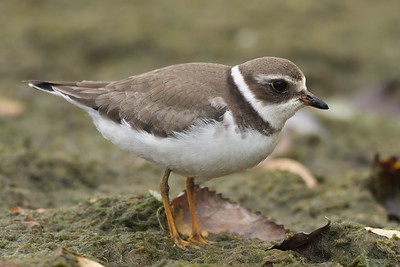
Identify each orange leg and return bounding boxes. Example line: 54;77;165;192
159;169;198;249
186;177;208;244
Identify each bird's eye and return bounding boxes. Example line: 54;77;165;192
270;80;288;92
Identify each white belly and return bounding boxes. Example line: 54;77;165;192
89;111;280;180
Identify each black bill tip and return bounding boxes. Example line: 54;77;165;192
300;93;329;110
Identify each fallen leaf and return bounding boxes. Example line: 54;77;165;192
271;220;331;250
364;227;400;239
259;158;318;188
171;186;288;241
148;189;162;201
9;206;24;214
21;215;41;228
54;248;105;267
0;97;25;116
53;247;70;256
9;206;47;215
76;254;106;267
35;208;47;213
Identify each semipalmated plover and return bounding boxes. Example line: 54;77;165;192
27;57;328;248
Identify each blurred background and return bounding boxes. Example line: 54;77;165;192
0;0;400;227
1;0;399;94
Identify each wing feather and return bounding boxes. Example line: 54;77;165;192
29;63;229;137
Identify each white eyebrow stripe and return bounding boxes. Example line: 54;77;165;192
255;74;307;93
255;74;300;85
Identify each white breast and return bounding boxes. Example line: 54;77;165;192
88;110;280;180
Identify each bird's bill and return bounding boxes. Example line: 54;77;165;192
300;93;329;110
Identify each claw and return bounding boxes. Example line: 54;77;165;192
188;233;208;245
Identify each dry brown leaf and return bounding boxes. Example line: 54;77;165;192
259;158;318;188
9;206;24;214
9;206;47;215
271;220;331;250
54;248;105;267
9;207;43;228
76;255;106;267
171;186;288;241
21;215;41;228
53;247;70;256
0;97;24;116
365;227;400;239
35;208;47;213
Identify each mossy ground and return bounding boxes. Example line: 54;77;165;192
1;1;400;266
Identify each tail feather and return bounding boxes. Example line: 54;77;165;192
27;81;55;92
25;80;112;111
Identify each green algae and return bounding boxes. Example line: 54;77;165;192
1;193;399;266
0;193;272;266
294;222;400;266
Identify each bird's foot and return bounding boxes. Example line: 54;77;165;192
188;233;208;245
171;234;200;249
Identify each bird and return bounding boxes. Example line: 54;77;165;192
26;57;328;248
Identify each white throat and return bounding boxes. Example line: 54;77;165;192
230;65;304;130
